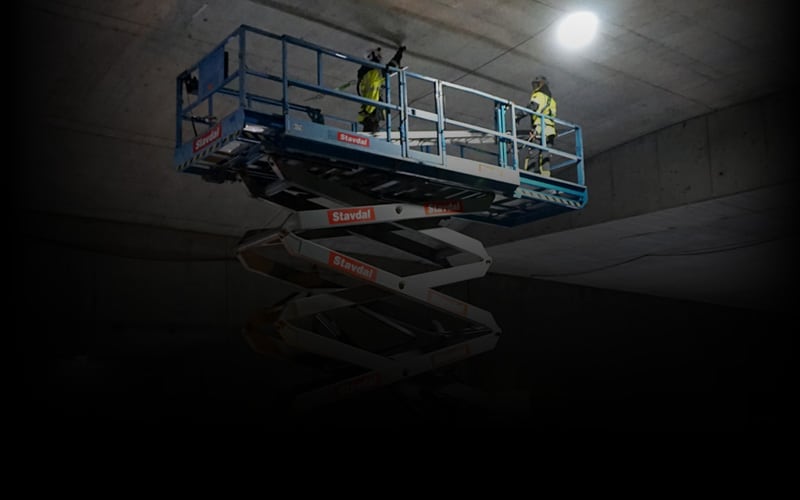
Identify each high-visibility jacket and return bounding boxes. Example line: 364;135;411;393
358;68;384;117
529;90;557;138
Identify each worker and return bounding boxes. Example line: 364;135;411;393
357;45;406;133
523;75;557;176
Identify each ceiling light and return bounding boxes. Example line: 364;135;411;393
556;11;598;50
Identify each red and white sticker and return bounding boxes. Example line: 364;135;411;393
327;207;375;225
328;251;377;282
337;131;370;147
192;124;222;152
424;200;464;215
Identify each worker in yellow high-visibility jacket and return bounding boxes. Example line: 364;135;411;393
525;75;558;176
357;45;406;133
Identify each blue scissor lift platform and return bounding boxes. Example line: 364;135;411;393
174;25;588;410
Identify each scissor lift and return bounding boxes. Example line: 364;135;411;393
174;25;588;410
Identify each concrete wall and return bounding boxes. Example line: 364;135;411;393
470;89;796;245
15;213;790;430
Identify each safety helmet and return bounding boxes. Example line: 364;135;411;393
531;75;548;87
366;47;382;63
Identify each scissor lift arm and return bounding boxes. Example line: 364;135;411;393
238;199;500;409
174;25;589;410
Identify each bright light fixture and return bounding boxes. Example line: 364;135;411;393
556;11;598;50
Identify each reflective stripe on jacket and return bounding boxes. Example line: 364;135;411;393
529;90;557;138
358;68;384;115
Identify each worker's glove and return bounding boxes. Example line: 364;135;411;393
515;110;526;123
388;45;407;68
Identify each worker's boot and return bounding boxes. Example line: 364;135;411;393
539;158;551;177
363;116;378;133
523;156;532;171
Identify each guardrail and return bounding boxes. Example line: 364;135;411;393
176;24;584;184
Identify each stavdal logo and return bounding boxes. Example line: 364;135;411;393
337;131;370;147
327;207;376;225
328;251;377;282
424;200;464;215
193;124;222;152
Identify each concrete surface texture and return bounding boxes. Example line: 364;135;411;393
13;1;795;429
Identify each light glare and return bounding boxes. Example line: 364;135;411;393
557;11;598;49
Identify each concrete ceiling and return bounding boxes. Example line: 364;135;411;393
14;0;796;312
